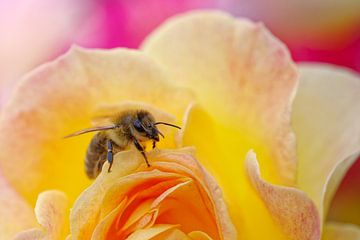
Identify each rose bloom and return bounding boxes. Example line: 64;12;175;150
0;11;359;240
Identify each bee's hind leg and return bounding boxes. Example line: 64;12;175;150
107;139;114;173
134;139;150;167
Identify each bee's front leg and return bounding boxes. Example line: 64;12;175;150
134;138;150;167
107;139;113;173
152;141;156;149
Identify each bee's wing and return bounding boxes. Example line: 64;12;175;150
92;101;176;125
91;115;113;126
90;104;125;126
64;125;116;138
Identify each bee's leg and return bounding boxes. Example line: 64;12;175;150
152;141;156;149
107;139;114;173
134;139;150;167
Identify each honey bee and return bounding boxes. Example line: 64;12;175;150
65;109;180;179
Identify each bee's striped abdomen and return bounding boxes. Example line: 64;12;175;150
85;133;107;179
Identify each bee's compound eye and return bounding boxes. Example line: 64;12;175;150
133;119;145;132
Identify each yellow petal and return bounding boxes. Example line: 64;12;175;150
292;64;360;224
246;151;320;240
177;104;292;239
0;171;36;239
323;222;360;240
142;10;298;185
14;190;69;240
0;47;193;206
143;11;300;238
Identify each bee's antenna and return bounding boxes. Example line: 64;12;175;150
154;122;181;130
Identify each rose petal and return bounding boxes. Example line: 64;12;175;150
129;225;212;240
135;226;213;240
150;180;219;238
150;228;192;240
0;47;192;205
126;224;178;240
14;190;69;240
246;150;320;240
152;149;236;239
13;229;45;240
292;64;360;224
142;10;298;185
91;199;128;240
70;148;236;239
176;104;291;238
0;171;36;239
70;150;183;239
323;222;360;240
70;150;143;239
188;231;213;240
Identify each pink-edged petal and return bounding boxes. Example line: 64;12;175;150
0;47;192;206
246;150;320;240
13;229;45;240
142;10;298;186
14;190;69;240
0;171;36;239
292;64;360;225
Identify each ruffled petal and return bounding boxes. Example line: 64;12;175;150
14;190;69;240
126;224;178;240
70;150;143;239
292;64;360;224
143;10;298;185
246;151;320;240
0;47;192;205
0;171;36;239
70;148;236;239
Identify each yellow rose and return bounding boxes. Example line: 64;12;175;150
0;11;359;240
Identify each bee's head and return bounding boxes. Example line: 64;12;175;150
132;111;161;142
131;110;181;143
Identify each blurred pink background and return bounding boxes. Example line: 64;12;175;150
1;0;359;226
